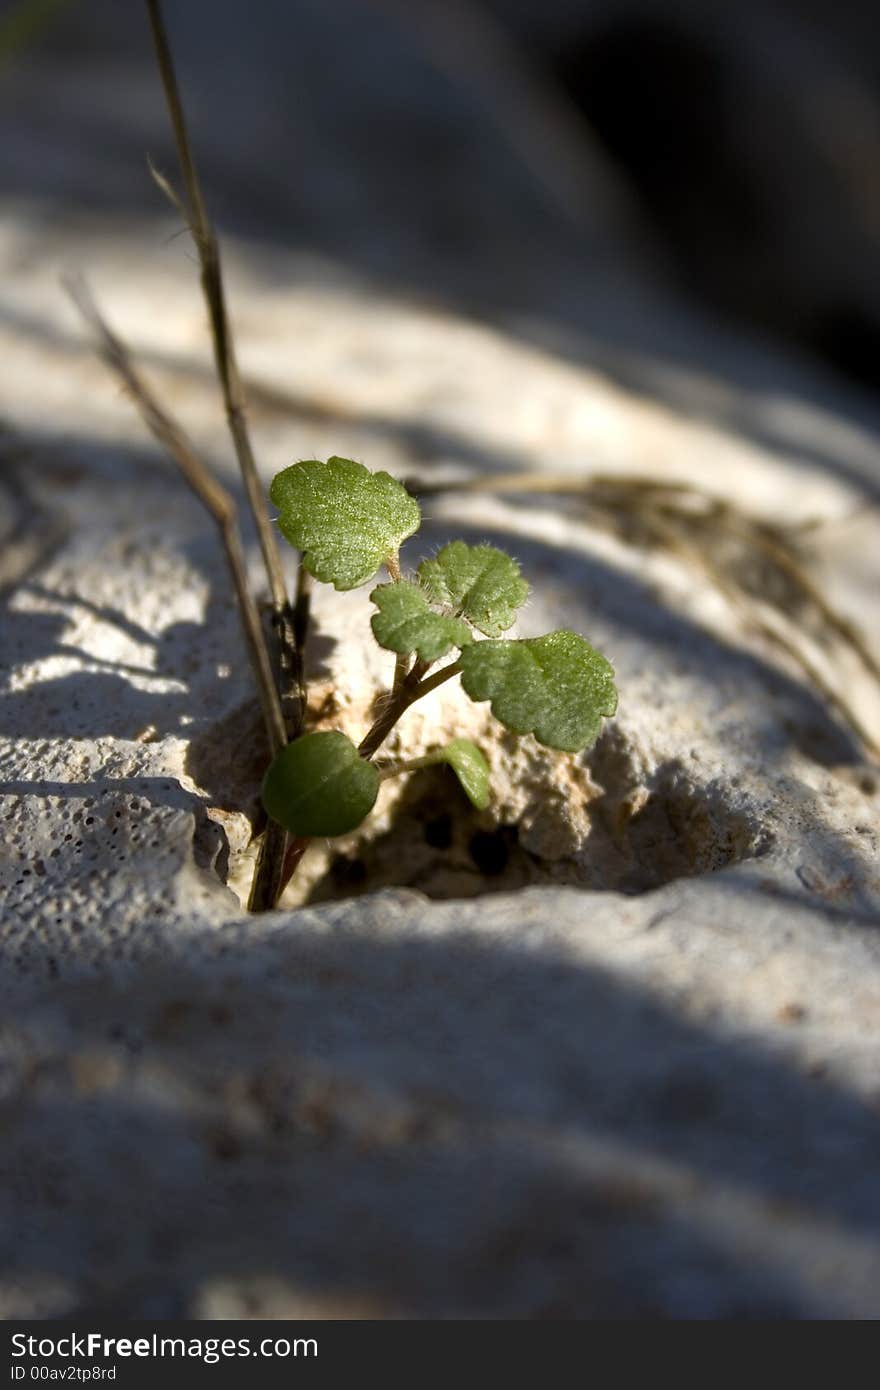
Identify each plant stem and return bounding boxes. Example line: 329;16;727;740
357;659;461;759
247;819;287;913
409;660;464;701
376;752;445;780
381;551;411;691
291;566;312;710
392;652;411;692
280;835;311;888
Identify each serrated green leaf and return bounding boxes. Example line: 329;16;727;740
437;738;491;810
370;580;473;661
261;730;379;837
269;457;420;590
459;631;617;752
417;541;528;636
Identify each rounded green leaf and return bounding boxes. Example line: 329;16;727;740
270;457;420;591
438;738;491;810
417;541;528;636
261;730;380;837
370;580;473;661
459;631;617;752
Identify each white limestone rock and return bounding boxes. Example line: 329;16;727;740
1;0;879;1321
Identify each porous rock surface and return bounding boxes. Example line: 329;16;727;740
1;0;880;1320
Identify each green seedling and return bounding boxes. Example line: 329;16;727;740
72;2;621;910
261;457;618;863
78;1;880;910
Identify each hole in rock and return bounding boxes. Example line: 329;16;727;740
183;696;768;909
296;732;769;907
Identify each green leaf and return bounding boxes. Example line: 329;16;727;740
437;738;491;810
269;457;421;590
261;730;379;837
417;541;528;636
459;631;617;752
370;580;473;661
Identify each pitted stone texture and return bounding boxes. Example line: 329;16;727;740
1;886;880;1319
1;0;880;1321
2;369;879;1318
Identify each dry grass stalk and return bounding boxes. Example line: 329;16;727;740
65;277;287;759
145;0;315;908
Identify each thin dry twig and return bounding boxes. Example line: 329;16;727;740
65;277;288;759
145;0;306;730
144;3;288;614
145;0;310;909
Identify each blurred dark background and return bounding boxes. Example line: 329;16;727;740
516;0;880;389
3;0;880;393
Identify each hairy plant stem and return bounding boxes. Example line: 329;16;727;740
248;821;290;913
376;753;447;780
381;552;412;692
251;571;314;911
358;659;457;759
392;652;411;692
291;566;312;710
